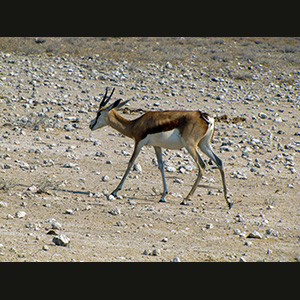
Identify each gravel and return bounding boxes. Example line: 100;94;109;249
0;37;299;262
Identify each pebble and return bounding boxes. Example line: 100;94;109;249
102;175;109;182
206;223;214;229
171;257;181;262
133;163;142;173
63;162;77;168
266;228;279;237
53;234;70;246
247;231;262;239
15;211;27;218
51;221;62;230
107;194;116;201
143;249;152;255
109;208;121;216
152;249;161;256
166;166;177;173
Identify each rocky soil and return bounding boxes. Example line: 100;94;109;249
0;37;299;261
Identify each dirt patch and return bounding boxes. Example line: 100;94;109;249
0;37;299;261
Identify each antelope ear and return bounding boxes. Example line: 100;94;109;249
116;99;131;108
107;99;130;110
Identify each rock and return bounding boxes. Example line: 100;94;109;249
28;185;37;192
64;124;75;131
133;163;142;173
266;228;279;237
220;146;234;152
116;220;125;226
53;234;70;246
51;221;62;230
206;223;214;229
247;230;262;239
165;62;173;69
64;209;74;215
102;175;109;182
171;257;181;262
107;194;115;201
63;162;77;168
258;112;268;119
0;201;8;208
166;166;176;173
143;249;151;255
15;211;27;218
42;245;49;251
109;208;121;216
152;249;161;256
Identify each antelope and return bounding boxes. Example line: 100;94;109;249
89;88;233;209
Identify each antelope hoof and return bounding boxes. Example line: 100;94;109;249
180;199;190;206
159;197;166;203
111;190;118;197
227;201;233;209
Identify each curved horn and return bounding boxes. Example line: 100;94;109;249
99;87;109;110
99;87;115;110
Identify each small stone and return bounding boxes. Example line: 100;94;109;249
143;249;151;255
239;257;247;262
206;223;214;229
102;175;109;182
109;208;121;216
107;194;116;201
220;146;234;152
47;229;59;235
64;124;75;131
63;162;77;168
64;209;74;215
28;185;37;192
152;249;161;256
266;228;279;237
133;163;142;173
51;221;62;230
0;201;8;208
53;234;70;246
161;237;168;242
247;230;262;239
116;220;125;226
258;112;268;119
15;211;26;218
171;257;181;262
233;228;241;235
166;166;176;173
42;245;49;251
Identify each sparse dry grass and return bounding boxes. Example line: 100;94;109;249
0;37;299;69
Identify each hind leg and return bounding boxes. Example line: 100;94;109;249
181;144;206;205
154;146;168;202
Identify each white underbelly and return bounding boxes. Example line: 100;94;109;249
143;129;184;149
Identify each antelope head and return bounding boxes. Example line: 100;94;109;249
89;87;130;131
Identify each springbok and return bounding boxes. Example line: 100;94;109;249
89;88;233;209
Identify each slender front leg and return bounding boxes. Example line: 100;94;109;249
154;146;168;202
111;142;142;197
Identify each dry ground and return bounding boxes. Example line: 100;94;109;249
0;37;299;261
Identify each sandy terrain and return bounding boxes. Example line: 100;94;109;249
0;37;299;261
